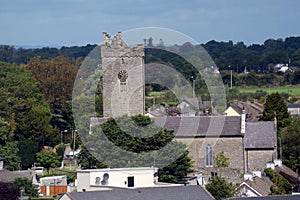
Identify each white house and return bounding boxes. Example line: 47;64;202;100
77;167;161;192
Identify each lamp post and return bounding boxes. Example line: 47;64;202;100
191;76;195;98
72;130;78;158
60;130;68;144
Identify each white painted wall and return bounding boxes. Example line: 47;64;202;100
77;167;158;192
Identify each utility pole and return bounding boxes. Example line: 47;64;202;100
230;70;233;89
191;76;195;98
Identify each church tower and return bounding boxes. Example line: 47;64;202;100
101;32;145;117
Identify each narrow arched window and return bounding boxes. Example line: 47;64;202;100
205;144;213;167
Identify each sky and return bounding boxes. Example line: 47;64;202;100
1;0;299;47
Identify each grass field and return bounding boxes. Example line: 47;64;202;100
238;85;300;96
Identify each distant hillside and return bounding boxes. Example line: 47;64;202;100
1;36;300;73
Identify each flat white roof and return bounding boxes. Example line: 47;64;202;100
77;167;158;173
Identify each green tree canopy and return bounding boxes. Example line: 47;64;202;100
280;118;300;173
205;175;234;200
260;92;291;129
35;149;61;171
78;115;193;183
13;177;38;197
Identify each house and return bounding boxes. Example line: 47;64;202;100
77;167;161;192
224;100;264;121
59;185;214;200
230;195;300;199
235;173;274;197
39;175;68;197
287;103;300;116
176;98;213;116
0;157;4;170
0;170;35;183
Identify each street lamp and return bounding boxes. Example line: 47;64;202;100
191;76;195;98
60;130;68;144
72;130;78;158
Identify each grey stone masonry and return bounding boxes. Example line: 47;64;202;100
101;32;145;117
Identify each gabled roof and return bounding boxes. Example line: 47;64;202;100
0;170;33;183
244;122;276;149
91;116;242;137
275;165;300;186
243;176;274;196
230;195;300;199
60;185;214;200
287;103;300;109
153;116;242;137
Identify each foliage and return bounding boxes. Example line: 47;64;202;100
280;118;300;173
35;150;61;170
77;145;107;169
214;151;230;167
0;141;21;170
264;168;293;194
26;56;79;131
205;175;234;200
78;115;193;183
0;181;20;200
55;143;66;162
17;139;39;169
260;92;291;129
0;62;55;148
13;177;38;197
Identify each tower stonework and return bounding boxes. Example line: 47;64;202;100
101;32;145;117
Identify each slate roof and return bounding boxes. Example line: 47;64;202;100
0;157;4;161
244;176;274;196
0;170;33;183
60;185;214;200
153;116;242;137
244;122;276;149
287;103;300;109
91;116;242;137
275;165;300;186
230;195;300;199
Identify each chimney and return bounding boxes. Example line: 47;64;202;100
241;110;246;134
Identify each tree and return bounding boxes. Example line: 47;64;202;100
280;118;300;173
214;151;230;168
264;168;293;194
13;177;38;197
35;149;61;171
17;139;39;169
79;115;194;183
0;182;19;200
0;62;55;148
0;141;21;170
77;145;107;169
26;56;79;130
260;92;291;129
205;176;234;200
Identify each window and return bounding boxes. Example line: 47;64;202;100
205;144;213;166
120;81;127;92
127;176;134;187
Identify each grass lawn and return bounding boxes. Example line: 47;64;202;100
238;85;300;96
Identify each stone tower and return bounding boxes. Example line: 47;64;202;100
101;32;145;117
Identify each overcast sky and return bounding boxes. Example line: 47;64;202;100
1;0;299;47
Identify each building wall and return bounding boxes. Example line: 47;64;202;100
178;137;244;171
77;168;158;192
101;32;145;118
245;150;275;171
224;107;240;116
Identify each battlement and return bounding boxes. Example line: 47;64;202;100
101;32;144;58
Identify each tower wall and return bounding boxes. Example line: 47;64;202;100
101;32;145;117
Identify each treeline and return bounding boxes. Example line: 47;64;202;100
0;44;96;64
1;36;300;72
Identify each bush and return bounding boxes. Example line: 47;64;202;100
264;168;293;194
